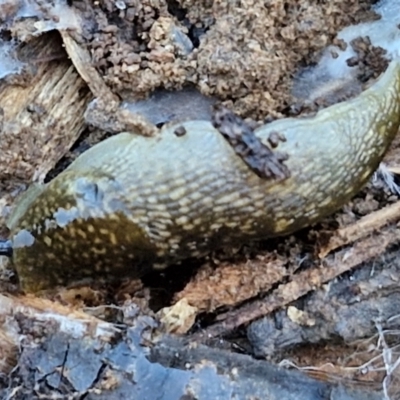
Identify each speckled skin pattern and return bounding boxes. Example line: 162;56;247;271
8;61;400;292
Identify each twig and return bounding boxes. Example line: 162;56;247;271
319;200;400;258
191;227;400;341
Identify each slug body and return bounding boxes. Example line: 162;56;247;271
9;61;400;292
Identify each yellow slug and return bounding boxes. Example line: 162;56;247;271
7;60;400;293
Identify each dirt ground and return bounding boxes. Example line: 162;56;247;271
1;0;400;398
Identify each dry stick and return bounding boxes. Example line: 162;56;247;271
192;227;400;341
60;30;157;137
319;200;400;258
60;31;118;103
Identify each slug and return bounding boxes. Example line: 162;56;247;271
7;60;400;293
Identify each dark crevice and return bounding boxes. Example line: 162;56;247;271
0;29;12;41
142;259;202;311
166;0;187;21
166;0;209;48
188;24;208;48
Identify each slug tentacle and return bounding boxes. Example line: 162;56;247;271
8;60;400;293
211;105;291;181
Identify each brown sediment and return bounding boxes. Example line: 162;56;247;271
75;0;379;119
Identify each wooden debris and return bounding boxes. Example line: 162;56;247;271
193;226;400;340
319;200;400;257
